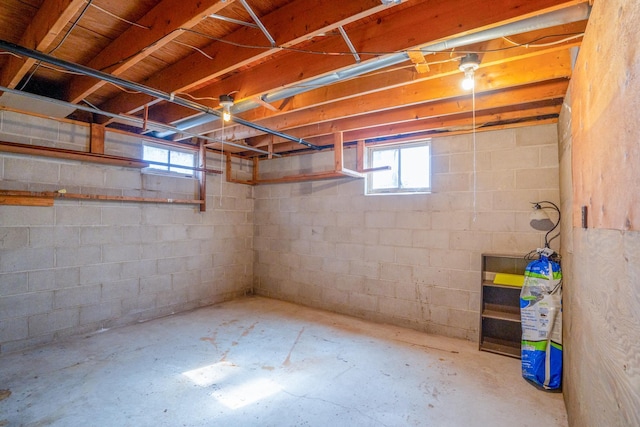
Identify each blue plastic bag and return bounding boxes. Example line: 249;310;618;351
520;254;562;390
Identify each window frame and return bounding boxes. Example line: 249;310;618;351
142;143;196;177
365;140;431;195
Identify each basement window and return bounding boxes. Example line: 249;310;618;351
365;140;431;195
142;144;195;176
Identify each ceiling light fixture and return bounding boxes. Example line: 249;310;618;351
459;53;480;90
219;94;234;122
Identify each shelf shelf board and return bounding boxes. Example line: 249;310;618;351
480;339;521;359
482;309;521;322
483;280;523;289
480;254;529;359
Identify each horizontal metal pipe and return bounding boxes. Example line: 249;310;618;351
265;4;592;104
0;84;279;156
0;40;318;150
419;3;591;53
168;3;590;134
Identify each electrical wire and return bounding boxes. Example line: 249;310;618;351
175;92;219;102
169;91;237;107
86;1;151;29
181;27;584;57
81;98;99;110
19;0;94;90
502;33;583;48
96;28;185;71
17;62;40;90
172;40;214;60
39;63;85;75
94;23;583;75
49;0;94;55
104;81;142;94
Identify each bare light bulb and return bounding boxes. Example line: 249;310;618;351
459;53;480;91
461;71;475;90
219;94;234;122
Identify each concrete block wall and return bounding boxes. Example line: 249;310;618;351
0;113;253;354
0;110;89;152
0;110;560;352
253;124;560;340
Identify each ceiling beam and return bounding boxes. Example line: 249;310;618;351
0;0;86;88
99;0;582;120
183;32;581;139
65;0;237;104
250;36;581;121
198;51;571;143
318;102;563;144
245;79;569;149
96;0;393;116
248;104;561;155
224;0;583;107
154;0;585;126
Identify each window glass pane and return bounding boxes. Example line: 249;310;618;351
371;148;398;189
400;145;430;188
366;141;431;195
143;145;169;171
169;150;195;175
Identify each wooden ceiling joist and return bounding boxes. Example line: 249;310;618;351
96;0;393;117
101;0;580;121
324;103;563;144
65;0;239;104
243;80;569;153
0;0;86;88
202;51;572;144
0;0;589;160
252;103;563;151
168;32;581;140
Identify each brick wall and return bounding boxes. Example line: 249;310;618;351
253;124;560;340
0;111;254;354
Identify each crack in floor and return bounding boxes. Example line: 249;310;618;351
281;389;390;427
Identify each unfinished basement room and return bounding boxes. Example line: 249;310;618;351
0;0;638;426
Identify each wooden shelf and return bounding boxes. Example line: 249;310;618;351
482;309;521;322
480;338;521;358
479;253;529;359
483;280;522;290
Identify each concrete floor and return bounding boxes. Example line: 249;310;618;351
0;296;567;427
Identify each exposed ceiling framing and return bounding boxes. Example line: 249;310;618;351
0;0;590;159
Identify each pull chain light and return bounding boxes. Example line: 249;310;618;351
459;54;480;222
218;94;234;207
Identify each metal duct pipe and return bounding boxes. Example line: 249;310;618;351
0;40;319;150
165;3;590;135
418;4;591;53
0;85;278;156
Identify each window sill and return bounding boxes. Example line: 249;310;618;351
141;167;195;179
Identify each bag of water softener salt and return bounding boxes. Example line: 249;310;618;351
520;251;562;390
